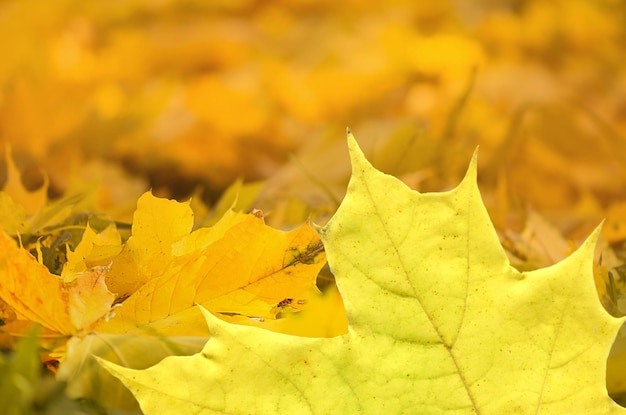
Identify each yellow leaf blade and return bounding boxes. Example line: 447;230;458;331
101;132;626;414
99;211;325;337
62;223;122;278
68;267;115;332
105;191;194;296
0;228;73;334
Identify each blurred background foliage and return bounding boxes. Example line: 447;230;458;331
1;0;625;231
2;0;626;412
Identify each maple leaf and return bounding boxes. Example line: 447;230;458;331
100;132;626;414
99;199;328;337
0;224;115;339
0;229;114;328
0;184;335;409
105;191;196;297
51;192;332;409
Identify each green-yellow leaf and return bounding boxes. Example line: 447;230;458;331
100;132;625;414
57;332;207;411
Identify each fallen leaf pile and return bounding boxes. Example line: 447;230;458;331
2;1;626;414
0;165;345;411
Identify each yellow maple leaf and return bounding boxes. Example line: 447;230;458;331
99;208;326;337
55;194;333;410
62;223;122;278
105;191;195;297
0;226;114;336
101;132;625;414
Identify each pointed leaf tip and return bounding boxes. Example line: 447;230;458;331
471;145;479;161
198;304;214;324
460;146;479;186
346;128;357;151
576;221;603;260
345;128;373;177
197;305;226;337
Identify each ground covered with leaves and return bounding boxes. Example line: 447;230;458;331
2;1;626;414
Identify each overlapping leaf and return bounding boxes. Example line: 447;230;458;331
104;191;196;297
0;175;344;410
102;134;626;414
99;191;328;336
0;226;115;336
